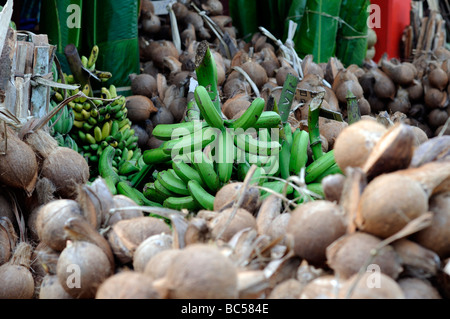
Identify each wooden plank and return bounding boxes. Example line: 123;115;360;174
15;41;34;75
14;75;31;119
0;27;15;103
30;45;50;118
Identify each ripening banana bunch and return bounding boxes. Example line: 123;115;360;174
140;83;344;211
48;98;79;152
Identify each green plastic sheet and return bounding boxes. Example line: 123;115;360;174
283;0;307;42
40;0;83;74
229;0;258;42
335;0;370;67
294;0;342;64
40;0;140;95
83;0;140;93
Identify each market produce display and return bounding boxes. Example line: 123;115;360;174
0;0;450;301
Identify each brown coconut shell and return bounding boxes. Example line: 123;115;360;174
96;271;161;299
338;272;405;299
130;73;157;98
392;239;440;279
213;182;260;214
40;147;89;199
398;277;442;299
132;233;173;272
143;249;181;280
356;173;428;238
152;243;238;299
0;126;38;195
0;242;35;299
362;123;415;180
39;274;73;299
333;120;387;172
209;208;257;242
326;231;403;280
35;199;84;252
286;200;347;268
56;241;113;299
125;95;157;123
413;192;450;259
268;278;304;299
107;216;171;264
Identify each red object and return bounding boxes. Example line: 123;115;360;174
370;0;411;62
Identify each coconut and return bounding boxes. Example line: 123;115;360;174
125;95;157;123
132;233;173;272
39;274;73;299
35;199;84;251
96;271;160;299
0;126;38;195
356;173;428;238
398;277;442;299
143;249;181;280
326;231;403;280
152;243;238;299
338;272;404;299
333;120;387;172
209;208;257;242
40;146;89;199
300;275;342;299
286;200;347;267
107;216;171;264
413;192;450;259
268;279;304;299
213;182;260;214
0;242;35;299
56;240;113;299
130;73;157;98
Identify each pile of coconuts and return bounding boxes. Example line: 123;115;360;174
2;0;450;300
129;0;450;158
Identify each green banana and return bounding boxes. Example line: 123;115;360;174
306;183;325;198
187;180;215;211
172;160;205;187
157;170;189;196
64;135;78;152
143;147;172;165
192;150;220;193
162;126;216;155
94;126;103;142
311;162;343;183
305;150;336;184
152;120;208;141
163;195;199;211
194;85;224;130
87;45;99;69
253;111;282;129
118;161;140;175
143;183;167;204
53;133;64;146
234;132;280;156
279;139;291;179
289;129;309;176
101;121;112;140
99;145;120;195
227;97;265;131
215;128;234;183
154;179;176;199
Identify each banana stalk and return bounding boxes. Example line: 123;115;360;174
195;41;221;114
346;91;361;125
308;91;325;161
